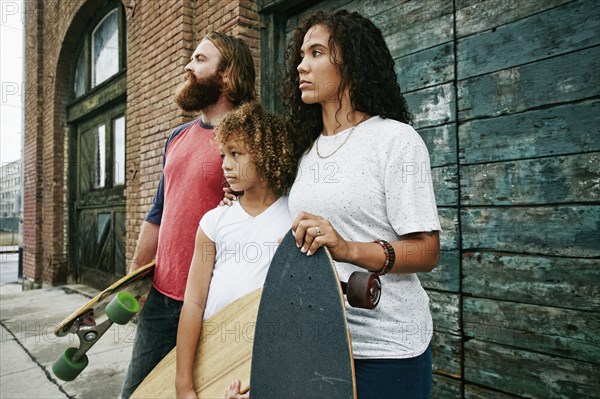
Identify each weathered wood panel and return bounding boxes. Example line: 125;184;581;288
456;0;573;37
432;331;462;378
438;207;459;251
459;99;600;164
429;291;460;334
463;297;600;363
420;250;460;293
261;0;314;13
407;82;456;129
67;73;126;123
284;0;352;33
463;252;600;312
372;0;453;58
373;0;452;36
115;210;126;275
260;12;286;113
433;374;462;399
79;127;95;194
458;46;600;120
461;153;600;206
465;340;600;398
97;212;114;274
457;0;600;79
464;384;525;399
396;42;454;92
78;211;96;270
420;124;457;168
461;206;600;257
352;0;408;18
433;165;458;206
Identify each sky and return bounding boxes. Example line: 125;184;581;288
0;0;24;165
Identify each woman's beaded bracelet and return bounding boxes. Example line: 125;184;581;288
373;239;395;276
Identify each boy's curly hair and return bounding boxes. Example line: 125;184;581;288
214;102;298;197
282;10;413;155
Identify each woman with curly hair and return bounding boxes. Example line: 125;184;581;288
175;101;297;399
285;9;440;399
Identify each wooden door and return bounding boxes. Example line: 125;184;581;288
72;104;126;289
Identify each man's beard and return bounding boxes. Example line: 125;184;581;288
174;71;224;112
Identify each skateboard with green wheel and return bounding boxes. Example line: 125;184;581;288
52;261;155;381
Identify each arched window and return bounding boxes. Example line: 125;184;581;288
73;6;125;98
92;9;120;87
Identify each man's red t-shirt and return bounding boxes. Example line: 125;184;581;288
146;119;223;300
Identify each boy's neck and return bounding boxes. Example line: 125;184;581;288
238;188;279;217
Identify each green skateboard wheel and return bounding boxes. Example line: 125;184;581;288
106;291;140;324
52;347;89;381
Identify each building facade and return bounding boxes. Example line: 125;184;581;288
0;160;21;231
24;0;599;397
23;0;260;289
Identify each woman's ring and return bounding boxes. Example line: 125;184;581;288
315;227;321;237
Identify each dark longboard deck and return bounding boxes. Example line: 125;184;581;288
250;230;356;398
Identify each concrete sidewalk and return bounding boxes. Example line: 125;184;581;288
1;257;135;398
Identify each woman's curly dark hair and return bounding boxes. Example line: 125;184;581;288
214;101;298;197
282;10;413;155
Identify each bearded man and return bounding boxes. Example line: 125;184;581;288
120;32;256;399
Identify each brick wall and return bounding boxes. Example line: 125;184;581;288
192;0;261;86
22;0;45;287
23;0;261;288
125;0;198;267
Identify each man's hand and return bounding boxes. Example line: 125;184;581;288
219;187;242;207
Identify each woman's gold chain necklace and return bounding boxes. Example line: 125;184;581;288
316;124;358;159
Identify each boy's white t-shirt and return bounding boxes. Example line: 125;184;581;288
200;196;291;319
288;116;441;359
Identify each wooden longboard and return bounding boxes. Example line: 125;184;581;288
54;261;155;337
250;230;356;398
131;288;262;399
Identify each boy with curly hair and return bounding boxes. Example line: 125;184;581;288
174;101;298;398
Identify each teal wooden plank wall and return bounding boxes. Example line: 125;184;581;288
260;0;600;397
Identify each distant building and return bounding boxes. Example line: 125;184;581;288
0;160;21;230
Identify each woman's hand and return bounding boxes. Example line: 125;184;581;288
291;212;352;261
292;213;441;274
224;379;249;399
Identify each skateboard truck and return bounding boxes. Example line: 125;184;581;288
69;317;115;363
341;272;381;309
52;291;141;381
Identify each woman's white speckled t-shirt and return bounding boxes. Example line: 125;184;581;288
288;116;441;359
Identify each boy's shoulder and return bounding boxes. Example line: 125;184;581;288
205;201;238;218
199;202;242;242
